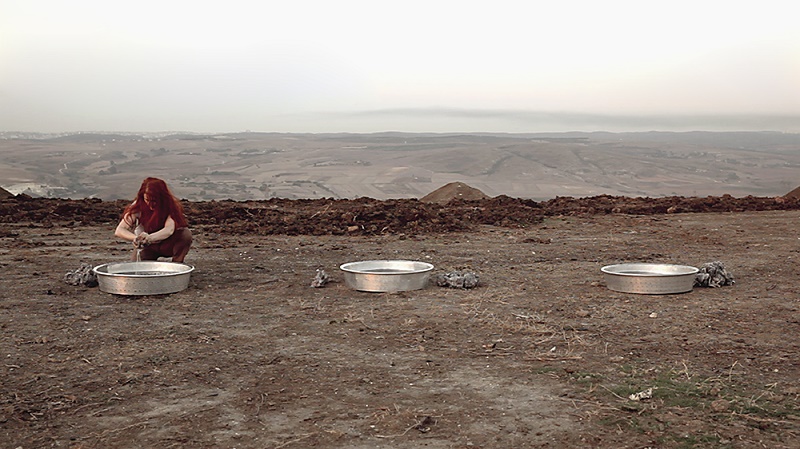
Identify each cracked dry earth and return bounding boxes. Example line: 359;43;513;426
1;194;800;448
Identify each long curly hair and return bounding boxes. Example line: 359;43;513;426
122;177;188;232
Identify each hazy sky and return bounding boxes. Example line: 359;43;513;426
2;0;798;133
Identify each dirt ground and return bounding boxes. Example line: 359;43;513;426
2;193;800;448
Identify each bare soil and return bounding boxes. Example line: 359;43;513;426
2;194;800;448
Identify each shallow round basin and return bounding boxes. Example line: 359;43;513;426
340;260;434;292
601;263;699;294
93;261;194;295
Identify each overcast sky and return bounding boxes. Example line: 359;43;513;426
2;0;798;133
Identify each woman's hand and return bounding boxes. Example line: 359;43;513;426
134;232;150;248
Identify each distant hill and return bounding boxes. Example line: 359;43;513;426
2;131;799;201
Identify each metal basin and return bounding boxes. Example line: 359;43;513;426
93;261;194;295
601;263;699;295
340;260;434;292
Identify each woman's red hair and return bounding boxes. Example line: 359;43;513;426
122;177;188;232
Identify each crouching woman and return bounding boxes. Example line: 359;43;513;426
114;177;193;263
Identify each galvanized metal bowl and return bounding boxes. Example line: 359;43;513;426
340;260;434;292
601;263;699;295
93;261;194;295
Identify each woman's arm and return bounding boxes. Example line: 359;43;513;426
114;214;138;242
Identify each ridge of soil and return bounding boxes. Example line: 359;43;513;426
3;193;800;236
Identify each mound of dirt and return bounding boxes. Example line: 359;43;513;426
419;182;490;204
0;186;13;199
784;185;800;199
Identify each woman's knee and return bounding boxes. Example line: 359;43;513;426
136;247;159;261
171;229;193;262
177;228;193;248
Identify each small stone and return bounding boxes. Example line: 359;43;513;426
711;399;730;412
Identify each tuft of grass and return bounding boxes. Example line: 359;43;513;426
659;433;728;449
570;371;604;386
591;361;799;440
